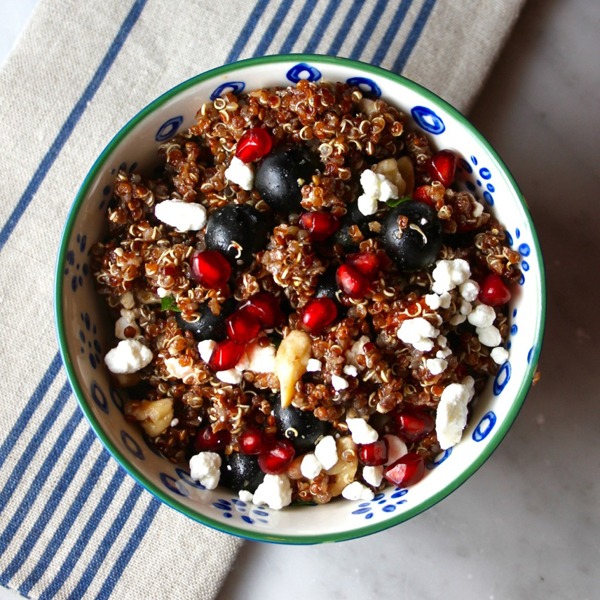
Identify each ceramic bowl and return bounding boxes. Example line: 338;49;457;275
55;55;545;544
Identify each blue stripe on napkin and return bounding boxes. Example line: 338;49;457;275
349;0;388;60
304;0;339;53
0;353;62;471
93;495;161;600
372;0;412;65
0;428;97;583
280;0;319;54
0;0;148;254
393;0;437;71
18;443;112;595
36;466;126;598
327;0;364;55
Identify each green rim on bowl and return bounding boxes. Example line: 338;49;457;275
55;54;546;544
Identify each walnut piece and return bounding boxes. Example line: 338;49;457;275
275;330;312;408
125;398;174;437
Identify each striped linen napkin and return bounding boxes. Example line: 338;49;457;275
0;0;525;598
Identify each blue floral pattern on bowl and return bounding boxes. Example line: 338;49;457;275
352;489;409;520
213;498;271;525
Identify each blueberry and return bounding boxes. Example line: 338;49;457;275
205;203;270;266
176;298;235;341
381;200;442;271
271;394;331;453
255;145;319;213
314;266;340;301
219;452;265;493
332;202;372;250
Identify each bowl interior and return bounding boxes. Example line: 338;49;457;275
56;55;545;544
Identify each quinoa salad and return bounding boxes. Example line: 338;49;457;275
91;80;521;510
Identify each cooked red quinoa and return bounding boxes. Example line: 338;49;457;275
92;80;520;506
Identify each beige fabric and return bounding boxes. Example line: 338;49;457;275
0;0;524;598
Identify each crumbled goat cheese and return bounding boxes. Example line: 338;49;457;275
234;352;250;372
342;481;375;501
331;374;349;391
384;434;408;465
343;364;359;377
314;435;338;470
459;300;473;316
432;259;471;294
120;291;135;309
397;317;440;352
189;452;222;490
306;358;322;372
197;339;217;363
170;418;179;428
115;309;140;340
467;303;496;328
300;453;323;479
425;291;452;310
156;287;169;298
104;339;152;374
477;325;502;347
252;474;293;510
225;156;254;190
238;490;254;503
346;417;379;444
436;347;453;359
459;279;480;302
357;169;398;216
437;335;448;347
362;465;384;488
426;357;448;375
435;377;475;449
357;193;379;217
154;199;207;232
164;357;195;381
490;346;509;365
216;368;243;385
244;340;276;373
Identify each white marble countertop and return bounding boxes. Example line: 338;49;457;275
1;0;598;598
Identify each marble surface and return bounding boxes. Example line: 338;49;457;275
1;0;598;598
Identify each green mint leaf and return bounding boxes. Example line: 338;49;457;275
386;196;412;208
161;295;181;312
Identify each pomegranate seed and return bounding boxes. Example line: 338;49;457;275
258;439;296;474
242;292;283;328
299;297;338;334
299;212;339;242
191;250;232;289
235;127;273;163
208;339;245;371
384;452;425;487
358;440;388;466
163;264;181;278
194;426;231;452
413;184;436;207
336;264;369;299
225;308;261;344
347;252;380;281
478;273;512;306
428;150;457;187
394;407;435;442
238;428;270;455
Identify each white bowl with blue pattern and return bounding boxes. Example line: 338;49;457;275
55;55;545;544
